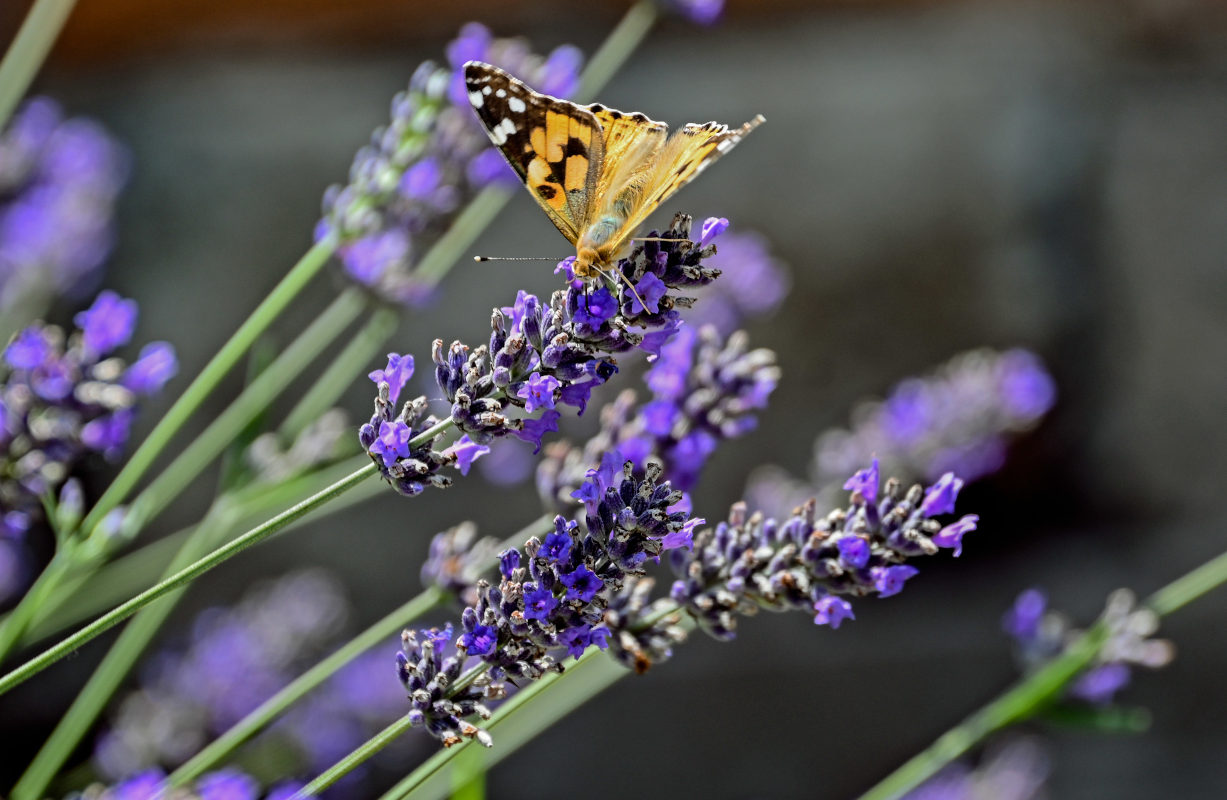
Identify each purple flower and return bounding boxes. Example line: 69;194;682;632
4;327;49;369
561;565;603;603
399;158;442;199
1000;350;1057;418
836;536;870;569
517;371;560;413
671;0;725;25
458;624;498;656
1003;589;1047;641
1069;662;1132;705
540;528;573;563
444;434;489;475
467;147;515;187
630;271;668;315
535;45;584;98
813;596;855;629
933;514;979;557
369;419;411;467
512;409;560;454
81;408;134;459
122;341;177;394
558;624;612;659
196;769;260;800
920;472;964;517
75;290;137;356
661;516;703;551
698;216;729;246
369;353;415;405
522;585;558;620
843;458;880;503
872;565;919;598
342;229;410;285
573;286;618;329
641;399;677;437
499;548;521;580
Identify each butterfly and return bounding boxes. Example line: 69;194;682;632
464;60;763;280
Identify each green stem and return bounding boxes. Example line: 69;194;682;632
0;0;78;130
0;463;376;698
414;189;512;286
281;306;399;439
124;287;364;534
79;234;338;536
11;503;241;800
860;545;1227;800
576;1;659;103
0;551;72;664
169;588;444;787
294;714;417;799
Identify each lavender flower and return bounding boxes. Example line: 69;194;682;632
536;323;779;509
902;738;1050;800
747;348;1055;515
245;408;349;483
657;0;725;25
0;97;128;312
420;521;504;607
1004;587;1174;707
363;214;725;495
0;292;176;554
64;767;307;800
396;455;699;746
669;465;978;641
318;24;583;306
94;569;400;781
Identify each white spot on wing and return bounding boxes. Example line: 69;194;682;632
496;89;507;98
482;86;492;96
490;117;517;145
468;90;485;108
508;97;526;113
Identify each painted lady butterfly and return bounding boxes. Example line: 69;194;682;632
464;61;763;279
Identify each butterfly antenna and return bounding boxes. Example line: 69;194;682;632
473;256;562;262
592;264;652;317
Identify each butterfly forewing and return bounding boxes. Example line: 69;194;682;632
464;61;603;244
609;115;765;254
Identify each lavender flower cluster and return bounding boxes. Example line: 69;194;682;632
1003;587;1174;705
670;460;978;640
0;292;176;596
902;738;1050;800
397;454;700;746
318;24;582;306
0;98;127;311
361;214;724;495
401;454;977;746
67;767;303;800
536;321;779;514
748;348;1055;514
96;569;404;784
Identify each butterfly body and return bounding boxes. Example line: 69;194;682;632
464;61;763;279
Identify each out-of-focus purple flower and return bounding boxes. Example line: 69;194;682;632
321;25;584;308
902;738;1050;800
748;349;1056;517
196;769;260;800
659;0;725;25
122;342;178;395
95;569;393;781
0;97;127;312
0;296;175;563
75;290;137;356
1004;588;1174;710
687;229;790;335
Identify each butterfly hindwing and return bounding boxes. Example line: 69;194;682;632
464;61;603;244
586;103;669;209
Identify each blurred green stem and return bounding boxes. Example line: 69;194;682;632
79;234;338;537
0;551;71;664
0;461;378;699
0;0;77;130
859;546;1227;800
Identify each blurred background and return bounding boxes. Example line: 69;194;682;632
1;0;1226;797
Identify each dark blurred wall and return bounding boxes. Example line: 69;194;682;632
3;0;1226;797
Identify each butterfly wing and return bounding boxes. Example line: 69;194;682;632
464;61;604;245
586;104;669;208
608;115;765;253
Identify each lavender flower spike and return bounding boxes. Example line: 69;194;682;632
670;466;979;641
319;25;583;307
